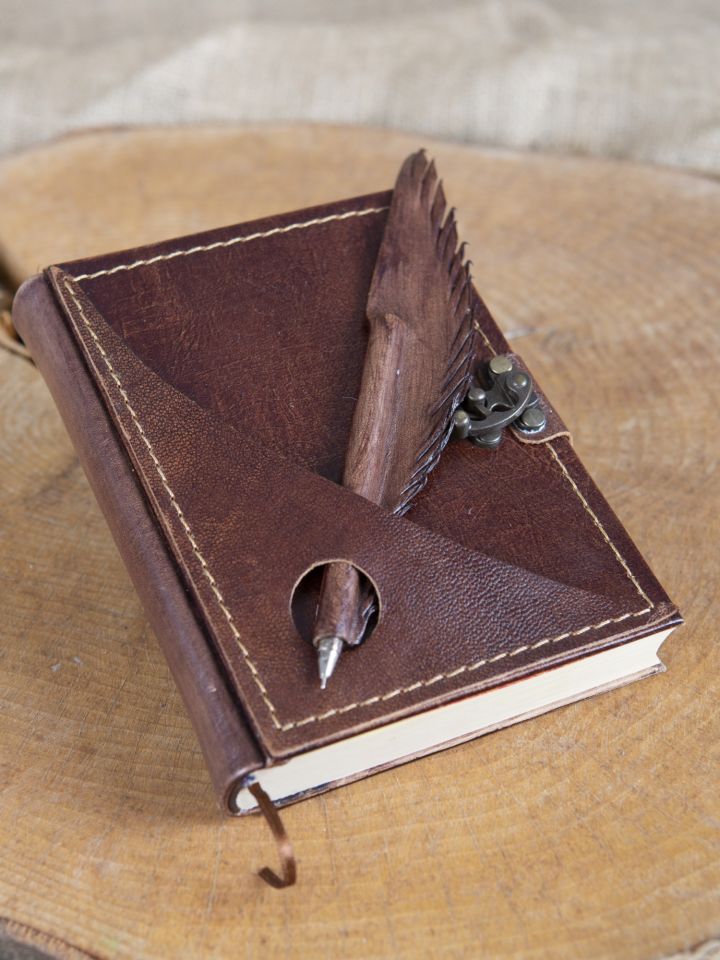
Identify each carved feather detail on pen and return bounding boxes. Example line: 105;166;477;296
313;150;479;686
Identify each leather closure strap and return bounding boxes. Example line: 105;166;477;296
249;783;297;888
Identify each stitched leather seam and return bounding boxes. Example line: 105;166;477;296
473;320;494;353
473;320;650;606
63;279;286;728
70;206;390;281
546;443;654;607
64;264;656;733
282;437;655;727
280;605;652;729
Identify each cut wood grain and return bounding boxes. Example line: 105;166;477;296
0;124;718;960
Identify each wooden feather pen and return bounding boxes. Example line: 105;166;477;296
314;151;479;687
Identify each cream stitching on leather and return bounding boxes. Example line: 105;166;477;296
546;443;653;607
473;319;495;354
473;318;649;605
276;443;655;731
280;606;651;729
63;280;285;729
70;206;389;281
63;240;656;732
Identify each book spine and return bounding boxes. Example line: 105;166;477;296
13;275;263;813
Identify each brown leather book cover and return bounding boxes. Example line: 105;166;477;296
13;188;681;815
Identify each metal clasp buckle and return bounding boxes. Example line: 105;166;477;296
453;354;546;449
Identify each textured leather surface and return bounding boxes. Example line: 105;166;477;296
12;276;264;806
14;190;680;795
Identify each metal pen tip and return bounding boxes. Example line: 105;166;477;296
316;636;344;690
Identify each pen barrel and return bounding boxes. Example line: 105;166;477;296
312;313;405;652
313;561;365;648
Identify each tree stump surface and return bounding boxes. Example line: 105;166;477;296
0;125;717;960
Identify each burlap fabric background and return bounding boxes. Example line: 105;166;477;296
2;0;718;172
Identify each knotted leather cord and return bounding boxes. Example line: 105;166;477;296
249;782;297;888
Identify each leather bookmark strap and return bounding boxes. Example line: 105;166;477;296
249;783;297;889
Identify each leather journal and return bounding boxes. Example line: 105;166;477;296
13;181;681;822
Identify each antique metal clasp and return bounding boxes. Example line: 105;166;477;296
453;354;547;449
